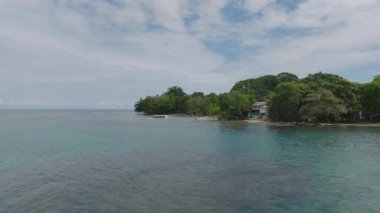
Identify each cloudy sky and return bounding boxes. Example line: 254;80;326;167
0;0;379;108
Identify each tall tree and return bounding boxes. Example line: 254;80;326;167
268;82;307;122
218;91;253;119
373;75;380;82
187;93;210;116
276;72;299;83
164;86;188;113
302;72;360;120
360;78;380;120
231;75;278;101
299;89;347;122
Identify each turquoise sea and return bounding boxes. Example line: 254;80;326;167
0;110;380;212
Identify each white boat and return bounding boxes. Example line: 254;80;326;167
152;114;168;118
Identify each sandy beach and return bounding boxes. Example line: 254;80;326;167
193;116;219;121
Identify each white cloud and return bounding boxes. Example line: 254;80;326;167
0;0;379;108
244;0;274;13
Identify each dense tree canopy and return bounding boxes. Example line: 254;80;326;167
276;72;299;83
231;72;299;101
360;77;380;120
218;91;254;119
301;72;361;121
164;86;188;113
135;72;380;122
135;87;254;119
134;86;188;115
268;82;307;122
299;89;347;122
187;92;212;116
231;75;277;101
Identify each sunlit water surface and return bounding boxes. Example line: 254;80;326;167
0;110;380;212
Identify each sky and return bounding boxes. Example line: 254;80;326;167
0;0;379;109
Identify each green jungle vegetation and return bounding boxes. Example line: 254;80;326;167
134;72;380;122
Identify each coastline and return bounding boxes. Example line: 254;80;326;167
244;119;380;127
147;114;380;127
193;116;219;121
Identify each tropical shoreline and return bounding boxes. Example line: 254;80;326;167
195;116;380;127
245;119;380;127
161;114;380;127
135;73;380;124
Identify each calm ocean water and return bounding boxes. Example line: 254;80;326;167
0;110;380;212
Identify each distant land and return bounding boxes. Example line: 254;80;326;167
135;72;380;123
